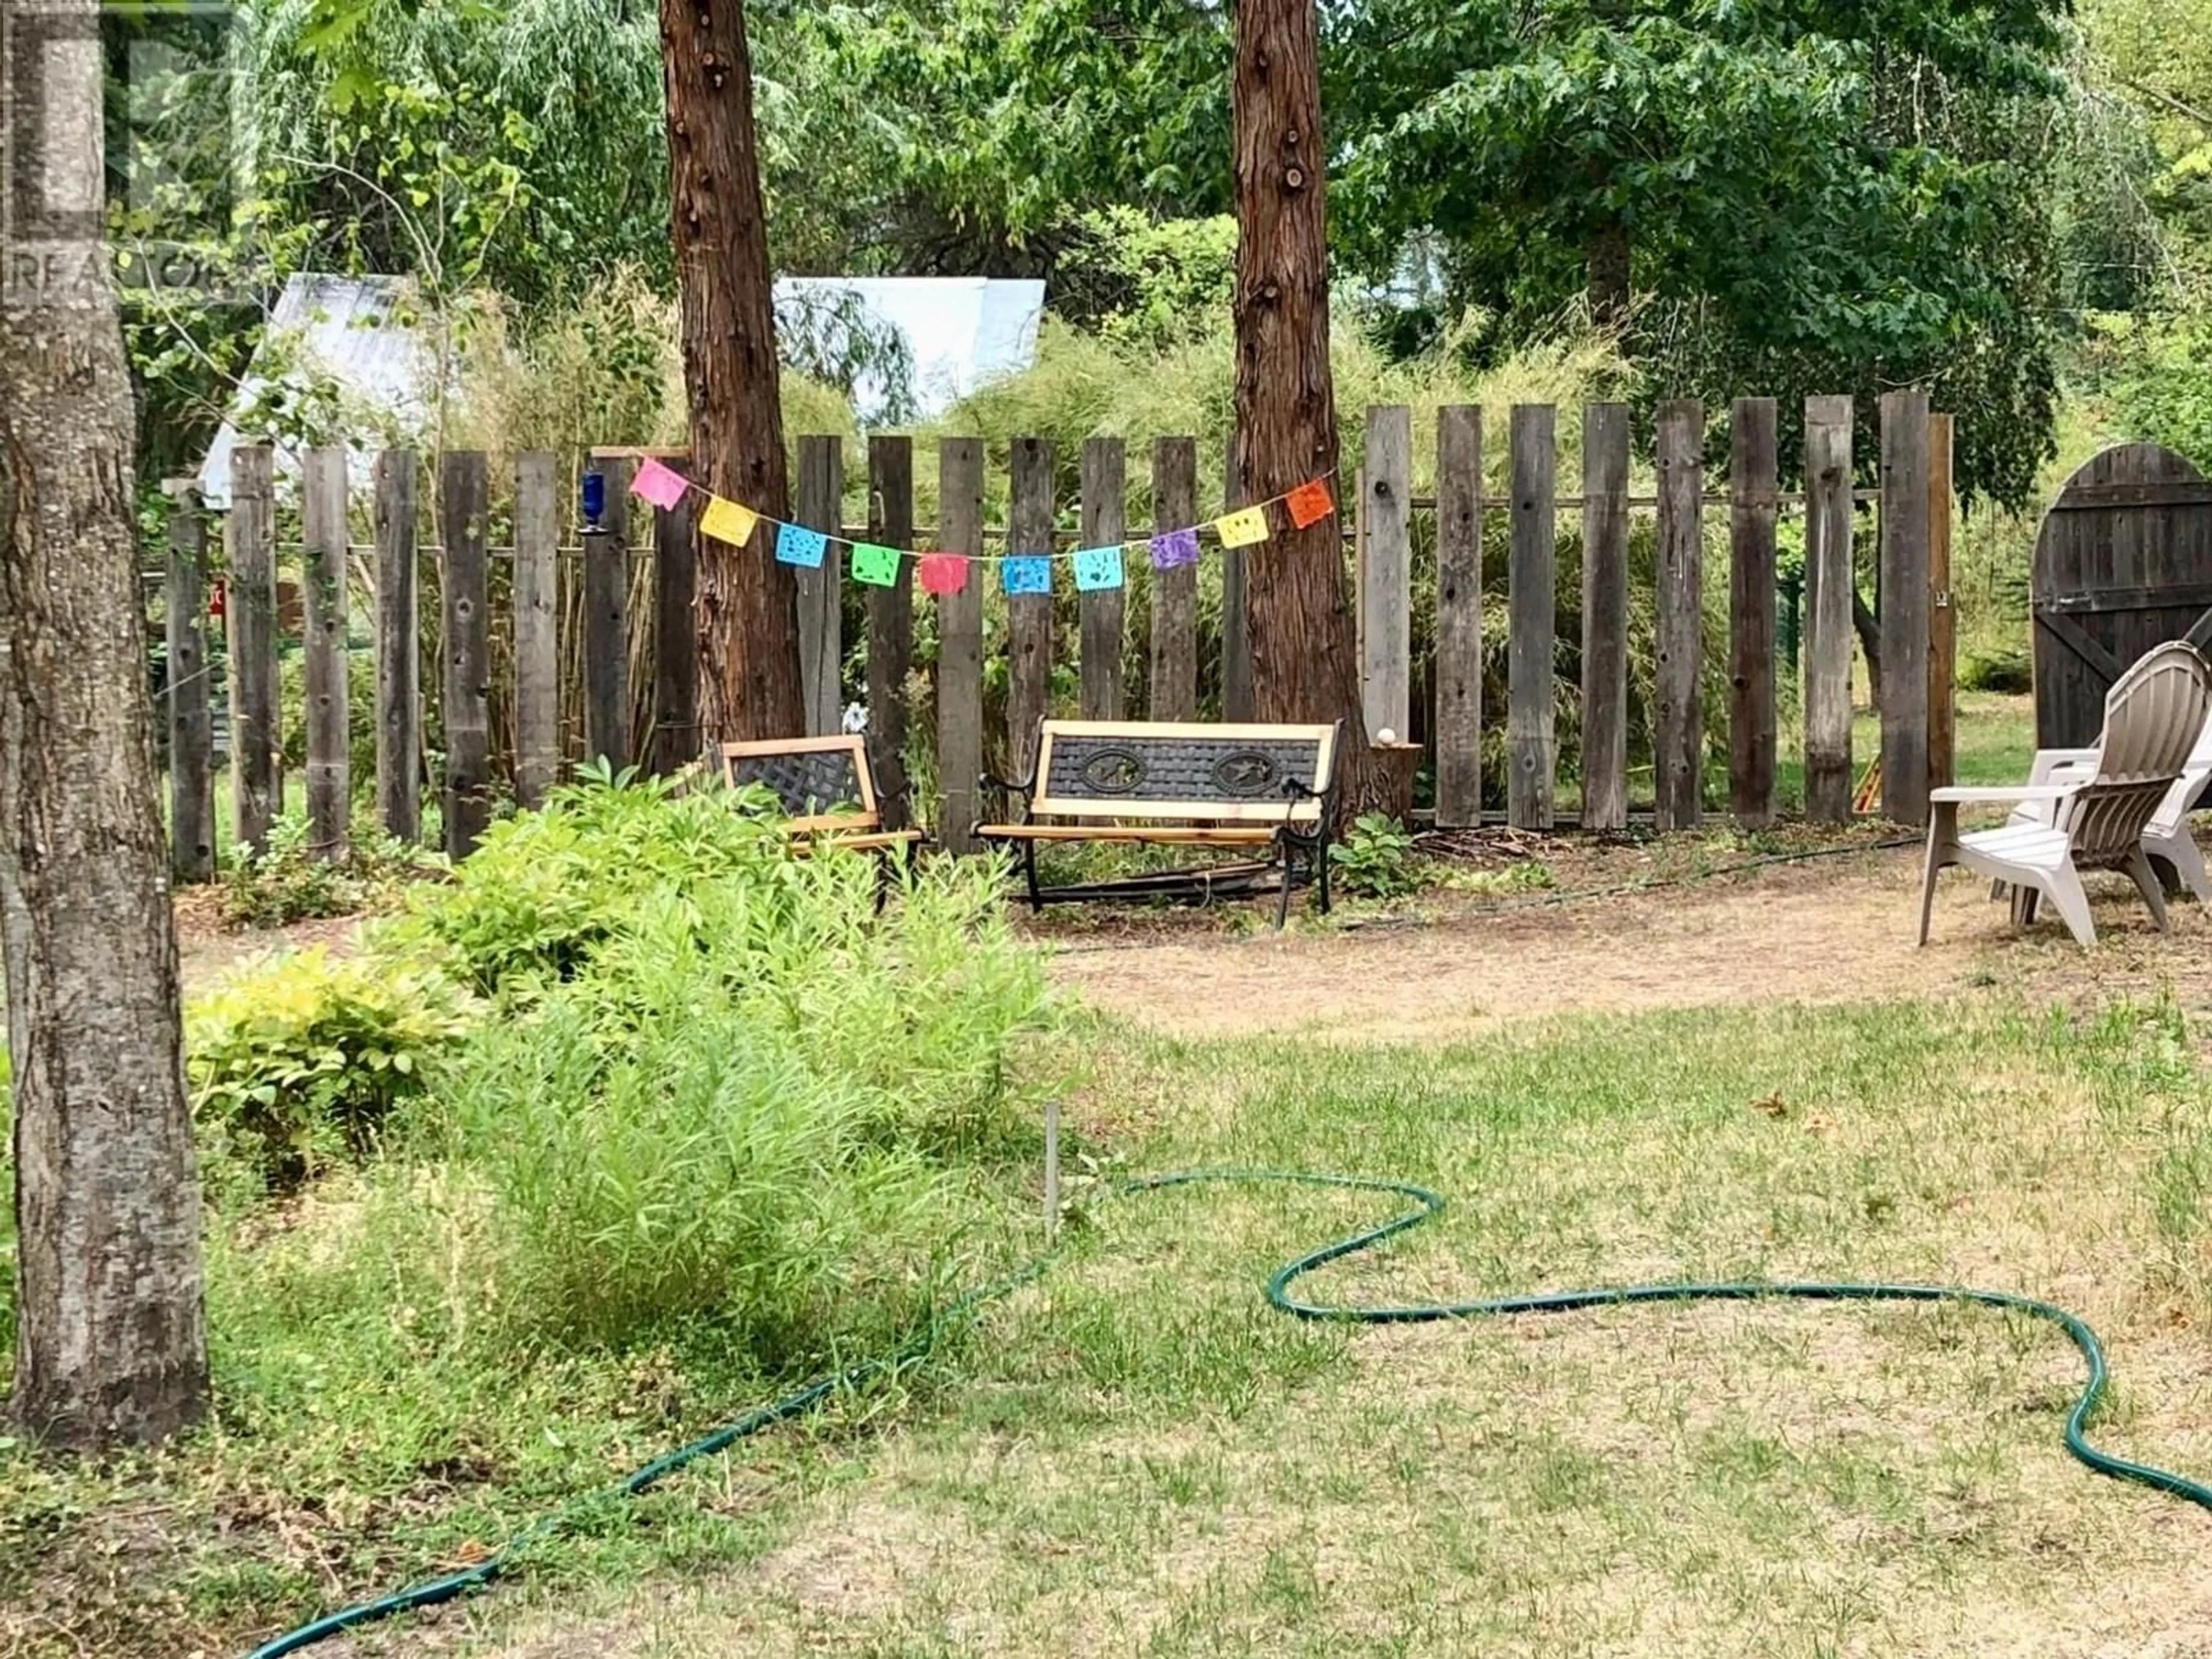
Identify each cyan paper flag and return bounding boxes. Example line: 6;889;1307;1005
1072;546;1124;592
775;522;828;569
1001;555;1052;596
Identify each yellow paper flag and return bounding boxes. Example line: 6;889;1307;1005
700;496;760;547
1215;505;1269;548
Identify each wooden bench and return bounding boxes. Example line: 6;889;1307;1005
976;720;1342;926
718;736;923;888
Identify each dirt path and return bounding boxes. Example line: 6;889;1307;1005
1046;844;2212;1041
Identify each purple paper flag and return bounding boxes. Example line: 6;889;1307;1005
1001;555;1052;597
630;457;690;512
1150;527;1199;570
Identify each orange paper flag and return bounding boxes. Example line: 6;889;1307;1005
1286;478;1334;529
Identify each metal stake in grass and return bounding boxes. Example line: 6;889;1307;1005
1044;1099;1060;1247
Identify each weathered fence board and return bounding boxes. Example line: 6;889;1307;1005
1080;437;1127;722
1656;400;1705;831
584;454;631;767
1008;437;1055;778
166;488;214;882
1222;437;1254;722
512;452;560;808
374;450;421;841
1362;404;1414;744
172;403;1969;878
1581;403;1631;831
1880;390;1932;825
937;439;987;853
1508;403;1556;829
1729;398;1778;827
1804;396;1855;822
651;456;698;775
302;446;351;857
1150;437;1199;722
441;450;492;858
227;445;279;853
867;435;916;828
796;437;842;737
1928;412;1956;793
1434;405;1483;827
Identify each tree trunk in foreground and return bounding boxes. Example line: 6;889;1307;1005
1;0;208;1447
662;0;802;743
1231;0;1381;812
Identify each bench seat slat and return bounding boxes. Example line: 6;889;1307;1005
976;824;1282;845
790;829;924;854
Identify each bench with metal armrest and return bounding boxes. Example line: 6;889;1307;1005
975;719;1341;928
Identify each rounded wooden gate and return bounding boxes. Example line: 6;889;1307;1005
2032;442;2212;747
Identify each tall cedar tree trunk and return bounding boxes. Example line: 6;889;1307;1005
1232;0;1381;812
0;0;208;1446
661;0;802;741
1586;219;1631;331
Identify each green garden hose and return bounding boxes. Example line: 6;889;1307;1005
243;1169;2212;1658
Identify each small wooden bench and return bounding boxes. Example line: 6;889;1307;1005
719;736;923;886
976;720;1342;926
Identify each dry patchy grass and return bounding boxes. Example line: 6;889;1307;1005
414;988;2212;1659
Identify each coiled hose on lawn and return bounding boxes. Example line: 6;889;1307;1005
243;1169;2212;1658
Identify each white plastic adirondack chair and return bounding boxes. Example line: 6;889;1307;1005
1919;641;2212;948
1993;689;2212;907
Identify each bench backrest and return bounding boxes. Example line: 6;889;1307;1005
1029;721;1339;823
720;735;882;832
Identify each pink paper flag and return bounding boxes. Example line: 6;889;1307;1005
630;457;690;512
919;553;968;596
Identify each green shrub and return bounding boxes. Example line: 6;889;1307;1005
187;948;474;1193
220;812;440;929
1960;646;2033;695
1330;814;1420;900
383;768;804;998
397;821;1050;1354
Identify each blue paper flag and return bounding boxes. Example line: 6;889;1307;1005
1002;555;1052;596
775;522;829;569
1073;546;1125;593
1150;527;1200;570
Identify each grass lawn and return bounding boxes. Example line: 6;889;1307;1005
366;983;2212;1657
20;691;2212;1657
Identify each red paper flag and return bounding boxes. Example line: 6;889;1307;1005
1286;478;1335;529
919;553;968;597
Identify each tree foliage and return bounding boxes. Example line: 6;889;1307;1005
1328;0;2075;503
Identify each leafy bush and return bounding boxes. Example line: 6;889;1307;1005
1330;814;1420;900
383;767;806;999
1960;646;2034;694
389;794;1050;1354
187;948;473;1193
220;812;439;929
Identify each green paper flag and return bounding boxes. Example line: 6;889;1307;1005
850;543;902;587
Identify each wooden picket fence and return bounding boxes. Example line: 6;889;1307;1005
160;392;1951;881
